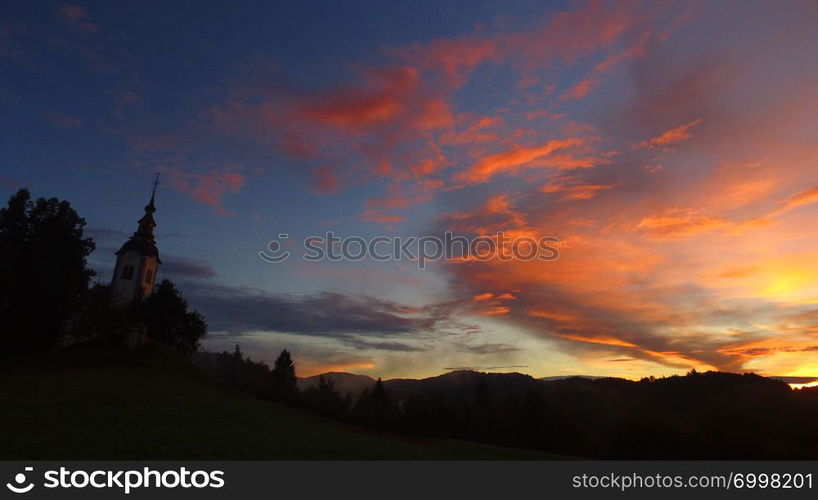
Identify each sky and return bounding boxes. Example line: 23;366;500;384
2;0;818;379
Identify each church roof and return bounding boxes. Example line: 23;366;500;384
116;237;162;263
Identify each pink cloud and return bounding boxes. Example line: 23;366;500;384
167;169;246;217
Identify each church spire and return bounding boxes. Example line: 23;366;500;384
133;174;159;242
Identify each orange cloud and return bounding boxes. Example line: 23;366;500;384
540;175;615;200
454;137;587;184
441;115;504;145
298;66;419;129
448;194;529;235
554;332;638;348
769;186;818;217
634;210;731;238
393;35;497;87
636;119;703;149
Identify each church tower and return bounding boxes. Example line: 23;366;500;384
111;175;162;302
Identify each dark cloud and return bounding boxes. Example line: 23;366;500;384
162;256;217;279
345;338;426;352
456;342;521;355
182;281;453;342
86;227;130;242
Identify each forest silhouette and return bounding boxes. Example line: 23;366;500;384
199;346;818;459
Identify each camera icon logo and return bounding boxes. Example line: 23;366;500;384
6;467;35;494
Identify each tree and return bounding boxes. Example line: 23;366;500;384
353;378;393;429
0;188;95;355
302;375;346;419
372;378;389;410
270;349;298;403
138;279;207;354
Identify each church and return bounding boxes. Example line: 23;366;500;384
111;176;162;302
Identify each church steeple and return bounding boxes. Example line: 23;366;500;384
133;174;159;242
111;174;163;302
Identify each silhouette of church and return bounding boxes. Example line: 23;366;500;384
111;175;162;302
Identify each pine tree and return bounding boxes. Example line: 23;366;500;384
270;349;298;403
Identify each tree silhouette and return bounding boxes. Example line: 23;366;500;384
0;188;95;355
302;375;346;419
138;279;207;354
270;349;298;403
352;378;393;430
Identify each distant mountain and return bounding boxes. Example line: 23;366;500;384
385;370;540;400
301;370;622;400
301;369;545;400
297;372;376;396
539;375;610;381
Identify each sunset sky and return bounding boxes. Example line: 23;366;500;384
2;0;818;379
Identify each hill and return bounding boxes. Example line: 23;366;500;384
0;342;562;460
297;372;376;396
385;370;541;400
301;369;554;399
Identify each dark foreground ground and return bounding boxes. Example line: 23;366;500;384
0;342;564;459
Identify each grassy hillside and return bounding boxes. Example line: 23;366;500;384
0;342;562;459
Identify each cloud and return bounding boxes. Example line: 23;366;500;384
540;175;615;200
390;34;497;87
161;256;217;279
456;342;522;355
768;186;818;217
453;137;588;185
636;119;703;149
309;166;340;194
297;66;419;129
192;0;664;202
85;227;130;242
182;281;452;341
166;169;245;217
633;209;732;238
559;78;598;101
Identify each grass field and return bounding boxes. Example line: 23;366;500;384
0;342;563;459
